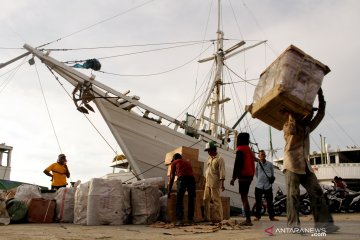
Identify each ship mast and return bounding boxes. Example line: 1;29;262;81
197;0;266;144
198;0;244;140
211;0;224;138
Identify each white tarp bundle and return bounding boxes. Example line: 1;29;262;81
122;184;132;224
159;195;168;222
55;187;75;223
132;177;165;189
131;184;160;224
14;184;41;204
73;181;89;225
87;178;124;226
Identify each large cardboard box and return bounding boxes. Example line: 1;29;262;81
221;197;230;220
250;45;330;130
209;196;230;220
164;146;199;166
166;146;204;191
167;190;204;223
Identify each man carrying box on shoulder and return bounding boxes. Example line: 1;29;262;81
283;88;339;234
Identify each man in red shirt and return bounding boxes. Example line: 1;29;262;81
230;132;255;226
168;153;196;226
333;176;347;198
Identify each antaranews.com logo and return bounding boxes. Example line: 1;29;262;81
264;225;327;237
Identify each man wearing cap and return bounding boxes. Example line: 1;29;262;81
43;154;70;190
204;141;225;223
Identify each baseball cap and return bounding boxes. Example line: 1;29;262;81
204;141;217;151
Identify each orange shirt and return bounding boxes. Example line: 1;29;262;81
45;163;68;186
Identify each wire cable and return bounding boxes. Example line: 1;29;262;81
0;57;28;95
43;40;211;52
37;0;157;48
34;63;63;153
98;43;213;77
46;66;118;154
326;110;358;146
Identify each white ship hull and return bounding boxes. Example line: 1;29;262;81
95;97;285;209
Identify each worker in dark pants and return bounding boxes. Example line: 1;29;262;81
254;150;278;222
168;153;196;226
283;88;339;234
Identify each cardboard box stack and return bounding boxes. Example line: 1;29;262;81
165;146;204;190
166;190;204;223
165;146;230;222
165;146;205;222
249;45;330;130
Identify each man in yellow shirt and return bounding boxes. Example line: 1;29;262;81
43;154;70;190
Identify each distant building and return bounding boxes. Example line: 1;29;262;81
0;143;13;180
274;147;360;191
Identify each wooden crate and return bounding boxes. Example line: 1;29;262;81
250;45;330;130
164;146;199;166
221;197;230;220
209;196;230;220
167;190;204;223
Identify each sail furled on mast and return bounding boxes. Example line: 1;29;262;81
72;59;101;71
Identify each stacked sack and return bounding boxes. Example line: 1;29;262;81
74;177;164;225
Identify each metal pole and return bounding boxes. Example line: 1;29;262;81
0;52;31;69
320;134;324;164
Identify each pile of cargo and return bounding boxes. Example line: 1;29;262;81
164;146;230;223
0;177;164;226
0;146;232;226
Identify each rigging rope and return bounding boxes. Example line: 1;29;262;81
34;63;63;153
325;110;358;146
42;40;211;52
64;41;211;63
37;0;157;49
46;66;118;154
223;64;257;86
168;76;212;127
123;139;204;183
98;43;213;77
228;0;244;40
239;0;268;40
190;0;214;114
0;59;27;94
